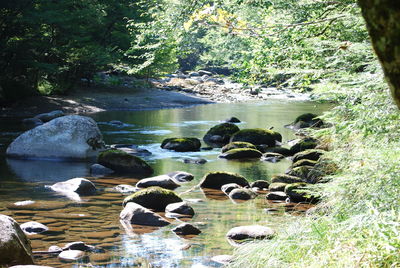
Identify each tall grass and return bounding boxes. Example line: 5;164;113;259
230;64;400;267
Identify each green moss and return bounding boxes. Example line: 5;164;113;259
286;165;314;182
263;146;292;156
284;183;319;203
161;137;201;152
97;149;153;175
220;148;262;160
290;138;318;154
123;186;182;211
205;123;240;136
230;128;282;146
292;149;324;163
221;141;256;153
268;182;288;192
294;113;318;123
292;159;317;168
271;174;304;184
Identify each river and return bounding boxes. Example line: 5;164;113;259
0;99;330;267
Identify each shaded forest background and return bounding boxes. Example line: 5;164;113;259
1;0;370;102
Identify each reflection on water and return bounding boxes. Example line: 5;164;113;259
0;100;330;267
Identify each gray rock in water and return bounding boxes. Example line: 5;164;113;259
34;110;64;122
7;115;104;160
20;221;48;235
50;178;96;196
62;241;95;252
211;255;233;265
48;245;62;253
120;202;170;226
167;171;194;183
266;191;288;201
136;175;180;190
0;215;34;266
221;183;242;195
90;164;114;176
250;180;269;189
58;250;86;261
114;184;140;194
261;152;285;163
229;188;256;200
200;172;249;189
165;202;194;216
226;225;275;240
172;223;201;235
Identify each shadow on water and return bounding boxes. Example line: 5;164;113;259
0;100;331;267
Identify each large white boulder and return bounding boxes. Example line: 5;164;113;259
7;115;104;160
0;215;34;266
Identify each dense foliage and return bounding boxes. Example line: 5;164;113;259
0;0;174;101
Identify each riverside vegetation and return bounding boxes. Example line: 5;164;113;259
2;0;400;267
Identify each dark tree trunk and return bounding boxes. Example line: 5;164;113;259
357;0;400;109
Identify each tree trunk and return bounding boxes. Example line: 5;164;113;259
357;0;400;109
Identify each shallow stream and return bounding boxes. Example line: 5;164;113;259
0;100;330;267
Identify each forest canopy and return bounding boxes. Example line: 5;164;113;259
0;0;371;102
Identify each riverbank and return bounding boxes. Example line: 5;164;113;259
0;73;310;118
230;71;400;267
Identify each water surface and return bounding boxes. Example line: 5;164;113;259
0;100;330;267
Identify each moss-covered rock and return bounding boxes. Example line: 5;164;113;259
291;113;323;129
262;146;292;156
203;123;240;146
221;141;256;153
98;149;153;176
250;180;270;189
219;148;262;160
271;174;304;184
224;117;241;123
199;172;249;189
123;186;182;211
230;128;282;146
286;165;314;183
290;138;318;154
284;183;319;203
292;149;324;163
268;182;288;192
292;159;317;168
161;137;201;152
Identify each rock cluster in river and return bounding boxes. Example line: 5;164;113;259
2;110;335;267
